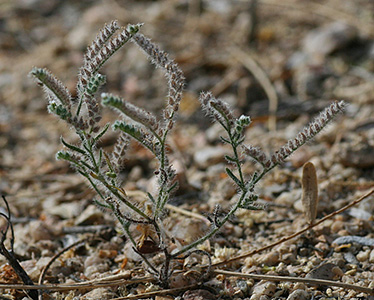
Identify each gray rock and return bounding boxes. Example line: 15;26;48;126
287;289;309;300
82;288;116;300
193;146;227;169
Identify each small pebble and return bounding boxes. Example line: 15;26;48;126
356;249;370;262
251;281;277;296
82;288;116;300
155;296;174;300
369;249;374;263
330;220;344;233
182;289;215;300
276;190;301;206
306;263;342;280
339;138;374;168
282;253;296;264
333;236;374;246
29;220;54;241
193;146;227;169
287;289;309;300
75;205;105;226
259;251;280;266
292;283;306;291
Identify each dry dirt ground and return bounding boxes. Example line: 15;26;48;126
1;0;374;299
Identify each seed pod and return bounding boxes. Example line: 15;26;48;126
301;162;319;225
137;239;161;254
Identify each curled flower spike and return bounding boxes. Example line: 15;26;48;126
31;67;72;111
242;145;271;168
132;33;185;126
270;100;346;165
199;91;236;129
102;93;161;135
78;23;142;97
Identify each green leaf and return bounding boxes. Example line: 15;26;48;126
240;204;264;211
239;194;262;210
48;103;71;120
226;168;244;189
61;137;86;155
236;136;245;145
167;181;179;194
86;73;106;95
127;23;143;34
101;93;123;108
113;121;143;140
147;192;156;203
80;160;94;171
94;123;110;142
224;155;237;163
106;171;117;179
56;150;71;161
94;198;111;209
98;148;103;167
220;136;231;144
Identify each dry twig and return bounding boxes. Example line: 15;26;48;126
213;187;374;267
231;46;278;131
214;269;374;295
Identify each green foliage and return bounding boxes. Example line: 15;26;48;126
31;20;346;287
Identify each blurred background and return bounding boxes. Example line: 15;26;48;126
1;1;374;298
1;0;374;218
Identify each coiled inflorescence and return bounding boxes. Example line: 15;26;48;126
270;100;346;165
199;91;236;130
242;145;271;168
131;33;185;130
242;100;346;169
102;93;161;136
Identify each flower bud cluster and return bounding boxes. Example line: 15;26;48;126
234;115;251;137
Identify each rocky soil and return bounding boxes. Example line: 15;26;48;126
1;0;374;299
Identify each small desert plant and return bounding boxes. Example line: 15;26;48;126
30;20;346;287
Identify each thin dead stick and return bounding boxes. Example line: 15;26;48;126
214;270;374;295
210;67;242;96
166;203;210;225
232;46;278;131
125;190;210;224
38;239;86;300
38;238;89;286
2;190;373;294
334;82;374;99
330;180;374;189
213;188;374;267
111;284;199;300
0;276;154;292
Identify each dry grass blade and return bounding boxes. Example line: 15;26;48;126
38;238;89;285
301;161;318;225
214;270;374;295
231;46;278;131
165;203;211;225
212;188;374;267
110;284;199;300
